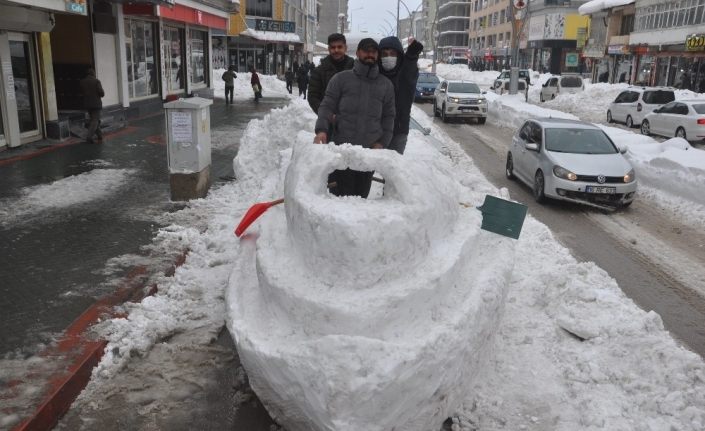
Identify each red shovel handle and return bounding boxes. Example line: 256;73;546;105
234;198;284;237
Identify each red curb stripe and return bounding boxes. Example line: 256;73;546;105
10;249;189;431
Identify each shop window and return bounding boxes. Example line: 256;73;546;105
163;25;184;93
190;29;208;86
125;19;158;99
246;0;273;18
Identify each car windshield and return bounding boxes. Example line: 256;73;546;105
448;82;480;93
560;76;582;88
693;104;705;114
418;74;440;84
544;128;617;154
642;90;675;104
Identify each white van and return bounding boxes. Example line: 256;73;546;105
540;75;585;102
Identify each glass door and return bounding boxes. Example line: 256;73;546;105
9;33;40;142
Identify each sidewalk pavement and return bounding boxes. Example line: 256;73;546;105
0;96;287;430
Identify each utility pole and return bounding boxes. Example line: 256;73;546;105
508;0;530;96
397;0;400;37
431;0;440;73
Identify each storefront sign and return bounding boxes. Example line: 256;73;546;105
255;19;295;33
582;44;606;58
608;44;630;55
565;52;579;67
65;0;87;15
686;34;705;51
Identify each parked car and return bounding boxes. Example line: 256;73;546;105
539;75;585;102
640;99;705;142
607;87;675;128
414;72;441;102
491;78;527;95
496;69;531;85
433;80;488;124
505;118;637;209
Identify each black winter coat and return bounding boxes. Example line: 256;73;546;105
379;39;423;135
307;55;354;113
315;60;395;149
80;74;105;110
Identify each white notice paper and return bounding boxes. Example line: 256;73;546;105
171;111;192;143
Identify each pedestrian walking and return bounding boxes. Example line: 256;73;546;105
80;68;104;144
251;67;262;102
222;65;237;104
297;66;309;99
285;69;294;94
313;38;395;198
308;33;355;114
378;36;423;155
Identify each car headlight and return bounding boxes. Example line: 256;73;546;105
448;96;459;103
477;98;485;103
623;169;635;183
553;165;577;181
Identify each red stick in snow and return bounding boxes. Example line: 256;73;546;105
234;198;284;237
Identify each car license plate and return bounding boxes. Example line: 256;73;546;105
586;186;616;194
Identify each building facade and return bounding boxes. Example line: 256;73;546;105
421;0;438;57
525;0;590;74
437;0;471;62
316;0;348;43
0;0;233;152
468;0;513;70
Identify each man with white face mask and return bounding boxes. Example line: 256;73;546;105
378;36;424;154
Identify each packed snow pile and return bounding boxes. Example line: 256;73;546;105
227;136;516;430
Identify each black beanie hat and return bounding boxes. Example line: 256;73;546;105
357;38;379;51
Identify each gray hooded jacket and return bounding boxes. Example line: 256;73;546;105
315;59;395;148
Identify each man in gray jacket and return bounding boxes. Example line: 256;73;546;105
80;68;105;144
314;38;395;198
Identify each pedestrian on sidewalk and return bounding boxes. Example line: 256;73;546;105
285;69;294;94
80;68;104;144
251;67;262;102
297;66;309;99
222;65;237;104
378;36;423;155
313;38;395;198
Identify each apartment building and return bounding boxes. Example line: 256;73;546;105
468;0;513;70
421;0;438;56
437;0;471;63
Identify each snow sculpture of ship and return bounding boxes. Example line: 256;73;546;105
227;139;516;431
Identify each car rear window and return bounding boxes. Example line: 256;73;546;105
691;104;705;114
418;74;440;84
642;90;675;104
448;82;480;93
544;128;617;154
560;76;583;88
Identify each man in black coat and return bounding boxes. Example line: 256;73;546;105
79;68;105;144
378;36;423;155
308;33;354;114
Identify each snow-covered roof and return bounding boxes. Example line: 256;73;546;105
579;0;635;15
240;28;301;43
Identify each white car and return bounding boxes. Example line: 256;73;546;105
640;99;705;142
607;87;675;128
491;78;527;95
433;80;488;124
506;118;637;209
539;75;585;102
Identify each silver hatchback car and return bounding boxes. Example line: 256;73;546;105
505;118;637;209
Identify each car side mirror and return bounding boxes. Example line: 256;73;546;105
440;88;446;93
619;145;628;154
525;142;539;151
653;108;661;113
482;90;487;94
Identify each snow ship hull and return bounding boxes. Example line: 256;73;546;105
227;140;515;431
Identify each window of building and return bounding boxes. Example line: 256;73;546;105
163;25;184;93
247;0;273;18
124;19;158;99
619;14;634;35
190;29;207;87
500;9;505;24
492;12;498;27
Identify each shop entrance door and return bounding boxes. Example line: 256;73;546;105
9;33;40;143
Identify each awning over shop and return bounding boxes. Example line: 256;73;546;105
240;28;302;43
579;0;634;15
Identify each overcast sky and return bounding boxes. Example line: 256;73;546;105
347;0;423;37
